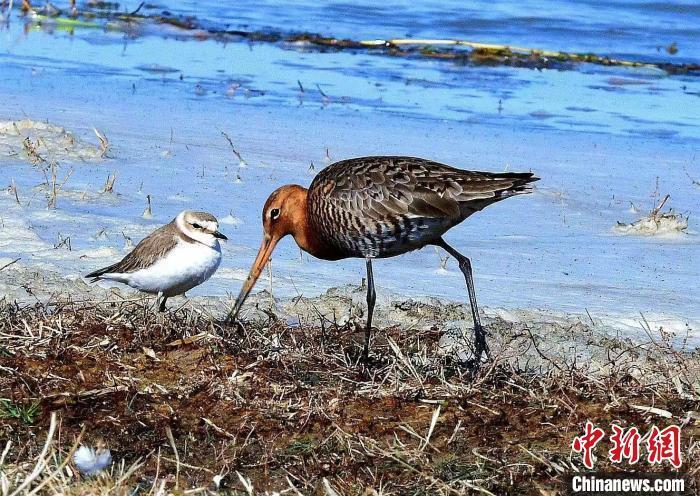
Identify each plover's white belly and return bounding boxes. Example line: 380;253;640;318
115;241;221;296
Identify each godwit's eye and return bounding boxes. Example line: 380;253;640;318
270;208;280;220
191;223;202;229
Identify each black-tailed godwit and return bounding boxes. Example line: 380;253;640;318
229;156;538;364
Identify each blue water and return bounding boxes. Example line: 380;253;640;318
0;1;699;323
1;0;698;139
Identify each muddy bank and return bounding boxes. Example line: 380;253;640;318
0;296;698;495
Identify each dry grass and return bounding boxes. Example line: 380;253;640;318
101;172;118;194
93;128;109;158
0;299;699;495
20;133;73;209
220;131;247;167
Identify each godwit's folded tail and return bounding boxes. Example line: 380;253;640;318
454;170;538;214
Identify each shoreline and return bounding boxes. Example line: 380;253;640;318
1;256;697;349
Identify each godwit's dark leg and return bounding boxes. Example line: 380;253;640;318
434;239;488;363
363;258;376;361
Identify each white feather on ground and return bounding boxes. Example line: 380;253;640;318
73;445;112;476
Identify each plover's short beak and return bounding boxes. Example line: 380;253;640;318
213;230;228;240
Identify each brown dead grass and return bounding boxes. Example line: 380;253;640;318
1;298;699;495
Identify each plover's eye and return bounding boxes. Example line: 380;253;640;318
191;223;202;229
270;208;280;220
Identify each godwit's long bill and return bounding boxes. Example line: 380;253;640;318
229;156;538;364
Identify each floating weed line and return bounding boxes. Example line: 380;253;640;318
14;7;698;76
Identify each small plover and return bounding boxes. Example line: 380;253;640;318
86;210;227;311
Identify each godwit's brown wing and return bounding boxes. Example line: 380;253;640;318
308;156;538;258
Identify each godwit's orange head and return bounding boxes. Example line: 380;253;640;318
229;184;308;320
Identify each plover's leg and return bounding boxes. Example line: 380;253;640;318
434;239;488;365
156;292;168;312
362;258;376;362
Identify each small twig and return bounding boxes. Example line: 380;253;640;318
10;179;20;204
525;327;562;371
650;193;670;219
165;426;180;490
129;0;144;15
143;194;153;218
0;258;21;272
684;168;700;187
160;456;214;473
316;83;329;98
46;163;73;209
22;137;45;164
220;130;247;165
236;472;254;495
0;440;11;466
433;247;449;270
9;412;57;496
420;404;441;451
101;172;118;193
202;417;235;439
93;127;110;157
